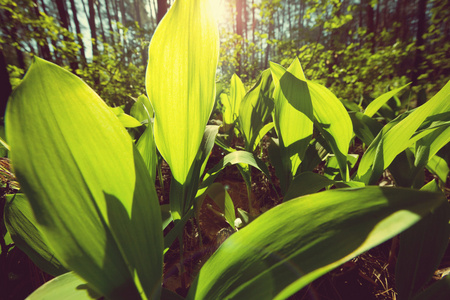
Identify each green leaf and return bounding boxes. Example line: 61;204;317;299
283;58;353;180
223;74;245;126
284;172;334;201
364;84;410;118
413;125;450;180
6;57;163;299
136;124;157;182
426;155;449;184
324;154;359;181
357;81;450;184
187;187;446;299
307;80;353;181
412;275;450;300
110;106;143;128
26;272;101;300
204;183;236;230
396;180;450;300
349;111;383;145
130;94;153;124
146;0;219;185
197;151;271;198
4;193;68;277
238;69;274;151
270;62;313;180
170;125;219;219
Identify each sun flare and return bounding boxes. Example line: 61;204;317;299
211;0;232;27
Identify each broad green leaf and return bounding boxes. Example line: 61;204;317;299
426;154;449;184
197;151;271;198
198;125;220;180
223;74;245;126
6;57;163;299
286;57;306;80
203;182;236;230
170;125;219;219
283;172;334;201
358;81;450;184
136;124;157;182
413;275;450;300
238;69;274;151
349;111;383;145
284;58;352;180
130;94;153;124
187;187;446;300
4;193;68;277
110;106;143;128
307;80;353;181
146;0;219;185
26;272;101;300
324;154;359;180
270;62;313;179
364;84;410;118
414;126;450;177
396;180;450;300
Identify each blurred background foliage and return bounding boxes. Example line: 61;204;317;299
0;0;449;112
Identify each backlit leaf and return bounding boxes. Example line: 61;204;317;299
188;187;445;299
6;57;163;299
146;0;219;185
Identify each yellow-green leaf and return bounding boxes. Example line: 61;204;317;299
223;74;245;126
6;57;163;299
146;0;219;184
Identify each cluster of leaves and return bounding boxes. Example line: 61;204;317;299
1;0;450;300
1;0;151;107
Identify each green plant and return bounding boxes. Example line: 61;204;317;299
3;0;450;299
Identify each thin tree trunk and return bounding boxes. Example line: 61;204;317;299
365;0;375;53
88;0;98;57
0;47;12;118
33;0;52;61
69;0;86;67
119;0;129;61
264;17;274;69
97;1;106;43
134;0;148;65
157;0;168;24
104;0;115;45
412;0;428;93
55;0;79;71
235;0;243;75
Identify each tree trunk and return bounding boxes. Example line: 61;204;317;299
104;0;115;45
134;0;148;65
33;0;52;61
0;47;12;118
97;1;106;43
55;0;79;71
365;0;376;53
264;17;274;69
157;0;168;24
235;0;244;75
236;0;243;37
88;0;98;57
87;0;99;85
69;0;87;67
119;0;128;61
412;0;428;94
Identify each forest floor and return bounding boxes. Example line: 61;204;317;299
1;135;449;300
